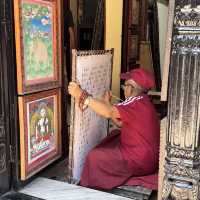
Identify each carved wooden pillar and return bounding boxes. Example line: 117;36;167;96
0;0;20;193
162;1;200;199
0;0;13;193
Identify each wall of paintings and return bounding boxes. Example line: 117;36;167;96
14;0;62;180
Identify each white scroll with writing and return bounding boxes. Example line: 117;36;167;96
68;50;113;183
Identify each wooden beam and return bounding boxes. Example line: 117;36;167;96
160;0;175;101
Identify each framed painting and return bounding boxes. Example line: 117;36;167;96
18;89;61;180
14;0;62;94
122;0;141;73
68;50;113;183
130;0;140;26
128;34;139;62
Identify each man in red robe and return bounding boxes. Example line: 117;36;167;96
68;68;160;190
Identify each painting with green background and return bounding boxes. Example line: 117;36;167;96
22;2;54;81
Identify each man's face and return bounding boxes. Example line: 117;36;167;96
123;80;134;98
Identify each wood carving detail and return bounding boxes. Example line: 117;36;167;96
172;35;200;51
162;1;200;199
162;176;200;200
165;162;200;179
166;146;200;161
0;143;6;173
174;3;200;28
0;127;5;139
0;0;10;20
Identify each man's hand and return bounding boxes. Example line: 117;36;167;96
102;91;112;104
68;82;82;101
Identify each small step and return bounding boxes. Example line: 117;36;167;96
20;177;130;200
110;186;152;200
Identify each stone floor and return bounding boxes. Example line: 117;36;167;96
0;156;157;200
38;159;157;200
39;159;69;182
0;190;157;200
0;192;44;200
19;177;131;200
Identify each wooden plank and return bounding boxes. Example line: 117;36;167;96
140;41;154;74
158;118;167;200
160;0;175;101
111;185;152;200
18;96;26;180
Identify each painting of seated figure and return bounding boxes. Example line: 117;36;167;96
30;102;54;161
14;0;62;94
18;89;61;180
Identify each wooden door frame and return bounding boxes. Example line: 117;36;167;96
0;0;18;194
0;0;68;191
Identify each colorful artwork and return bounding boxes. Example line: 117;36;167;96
22;1;54;81
27;97;55;164
19;89;61;180
14;0;61;94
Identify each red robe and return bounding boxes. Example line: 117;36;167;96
80;94;160;190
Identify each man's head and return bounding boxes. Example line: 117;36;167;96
120;68;155;98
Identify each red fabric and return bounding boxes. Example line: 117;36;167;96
80;94;160;190
120;68;155;89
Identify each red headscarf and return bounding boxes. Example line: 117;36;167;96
120;68;155;89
